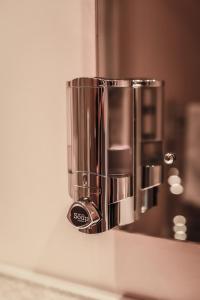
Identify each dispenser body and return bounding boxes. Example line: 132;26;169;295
67;78;164;233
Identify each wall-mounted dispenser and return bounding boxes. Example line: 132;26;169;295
67;78;164;234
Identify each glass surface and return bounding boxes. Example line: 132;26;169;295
108;87;133;175
96;0;200;243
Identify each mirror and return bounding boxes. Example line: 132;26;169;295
96;0;200;243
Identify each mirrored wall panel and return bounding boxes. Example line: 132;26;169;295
96;0;200;243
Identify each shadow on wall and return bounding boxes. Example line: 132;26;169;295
123;294;157;300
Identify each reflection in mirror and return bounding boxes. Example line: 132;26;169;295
96;0;200;243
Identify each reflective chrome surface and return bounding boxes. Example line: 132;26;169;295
67;77;164;233
142;165;162;190
96;0;200;242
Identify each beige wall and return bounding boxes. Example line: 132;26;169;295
1;1;200;300
0;0;116;291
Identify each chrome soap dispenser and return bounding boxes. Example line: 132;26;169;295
67;78;164;234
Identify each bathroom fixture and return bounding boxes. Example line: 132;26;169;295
67;77;164;234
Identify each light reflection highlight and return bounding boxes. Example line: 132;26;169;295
173;215;187;241
173;224;187;232
170;183;184;195
173;215;186;225
168;167;179;176
174;232;187;241
168;175;181;185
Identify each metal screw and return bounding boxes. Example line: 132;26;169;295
164;152;176;165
